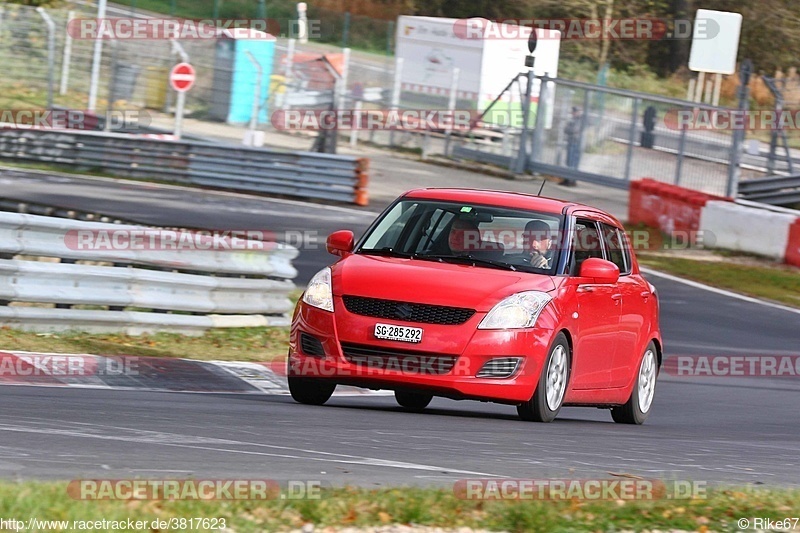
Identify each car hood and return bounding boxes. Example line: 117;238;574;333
331;254;556;312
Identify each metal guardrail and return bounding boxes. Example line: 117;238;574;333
0;211;298;334
738;175;800;206
0;128;370;205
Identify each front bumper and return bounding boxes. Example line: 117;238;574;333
288;300;555;403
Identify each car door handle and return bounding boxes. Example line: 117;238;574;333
640;291;651;300
577;286;594;293
611;294;622;303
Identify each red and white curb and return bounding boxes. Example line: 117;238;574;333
0;351;390;396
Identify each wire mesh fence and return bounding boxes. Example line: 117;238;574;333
0;1;786;199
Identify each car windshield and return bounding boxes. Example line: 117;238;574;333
358;199;562;274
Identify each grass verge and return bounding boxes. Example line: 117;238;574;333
637;253;800;309
0;483;798;532
0;326;290;362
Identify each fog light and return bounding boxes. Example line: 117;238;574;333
476;357;522;378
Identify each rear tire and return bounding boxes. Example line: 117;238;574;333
288;377;336;406
611;341;658;425
394;390;433;412
518;332;569;423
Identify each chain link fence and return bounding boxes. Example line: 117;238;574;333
0;1;790;200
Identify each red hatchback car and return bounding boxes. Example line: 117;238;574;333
289;189;662;424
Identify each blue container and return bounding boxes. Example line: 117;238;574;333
210;30;276;124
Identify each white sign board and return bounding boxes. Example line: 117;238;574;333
688;9;742;74
395;16;561;127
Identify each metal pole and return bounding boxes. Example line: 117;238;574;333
726;60;752;198
386;21;394;56
530;74;549;165
389;57;403;147
213;0;220;19
170;41;190;139
350;100;362;148
342;12;350;48
675;117;687;185
623;97;640;183
175;91;186;139
514;69;535;174
339;47;350;112
60;11;75;96
106;39;118;131
444;67;460;157
712;73;722;107
36;7;56;110
693;71;705;103
88;0;108;112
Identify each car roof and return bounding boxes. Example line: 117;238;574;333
401;188;601;216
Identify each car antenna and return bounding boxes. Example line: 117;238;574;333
537;178;546;196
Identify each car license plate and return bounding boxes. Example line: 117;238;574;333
374;323;423;343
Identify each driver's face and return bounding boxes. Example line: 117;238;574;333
523;231;551;254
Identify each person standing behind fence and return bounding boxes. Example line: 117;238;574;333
562;106;582;187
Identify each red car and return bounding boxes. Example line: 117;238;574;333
289;189;662;424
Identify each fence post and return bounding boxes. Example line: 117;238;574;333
675;117;687;185
88;0;108;111
530;74;549;165
444;67;460;157
36;7;56;110
514;69;535;174
623;97;640;183
727;60;752;198
339;47;351;111
60;11;75;96
389;57;403;147
105;39;119;131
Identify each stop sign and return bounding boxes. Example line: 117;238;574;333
170;62;196;93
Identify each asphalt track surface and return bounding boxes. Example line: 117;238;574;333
0;168;799;487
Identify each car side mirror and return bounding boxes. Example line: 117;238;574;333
578;258;620;284
326;230;354;257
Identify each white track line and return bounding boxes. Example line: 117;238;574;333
641;267;800;315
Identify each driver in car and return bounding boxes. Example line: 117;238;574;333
518;220;554;269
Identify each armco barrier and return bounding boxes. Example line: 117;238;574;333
628;179;730;239
0;128;369;205
0;212;298;335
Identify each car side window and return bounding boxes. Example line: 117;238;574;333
601;223;630;275
570;219;604;275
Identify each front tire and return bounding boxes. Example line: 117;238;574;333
611;342;658;424
394;390;433;412
288;377;336;405
518;332;569;423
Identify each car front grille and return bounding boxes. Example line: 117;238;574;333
341;343;458;375
342;295;475;325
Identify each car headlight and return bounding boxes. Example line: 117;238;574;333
302;267;334;312
478;291;552;330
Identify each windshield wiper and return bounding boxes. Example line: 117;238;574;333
416;253;518;271
358;247;416;259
